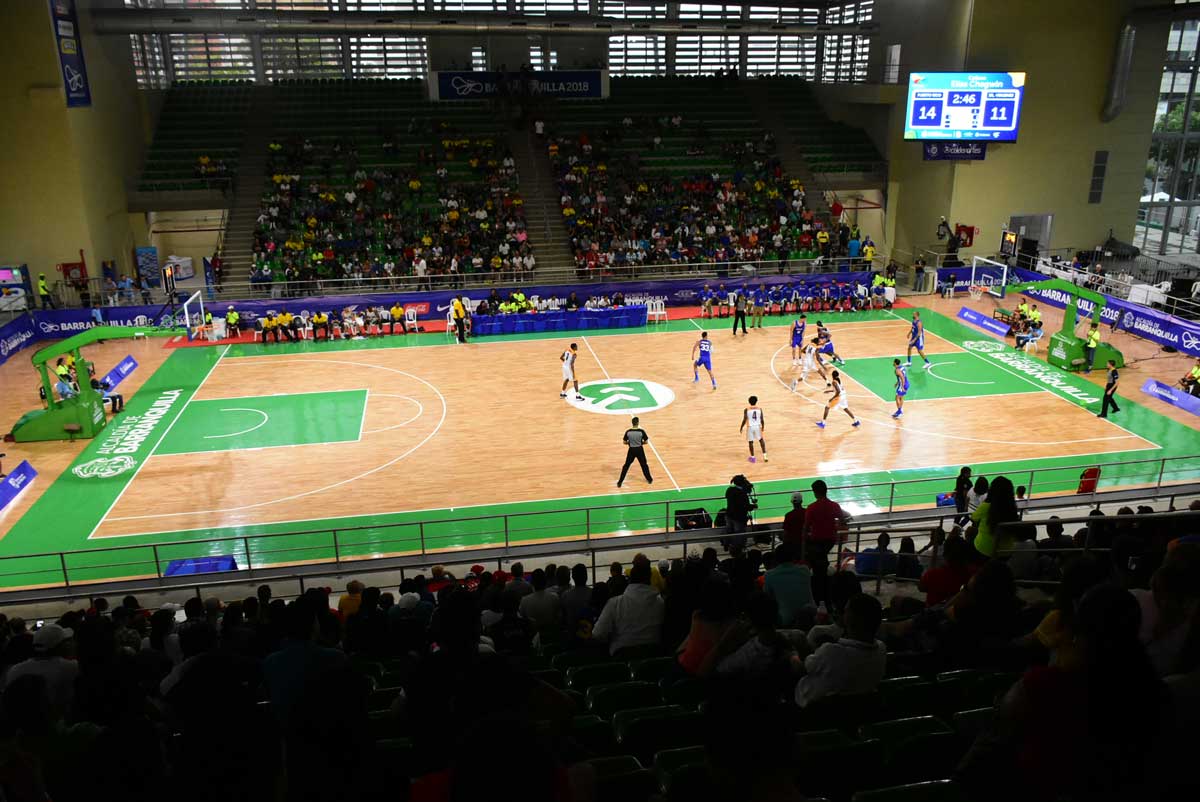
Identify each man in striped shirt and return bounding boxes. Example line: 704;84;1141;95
617;416;654;488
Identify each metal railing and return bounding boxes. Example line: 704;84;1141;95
49;255;887;309
1;454;1195;593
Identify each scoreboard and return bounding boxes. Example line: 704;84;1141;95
904;72;1026;142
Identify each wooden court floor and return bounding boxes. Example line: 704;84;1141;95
3;299;1198;577
83;311;1161;539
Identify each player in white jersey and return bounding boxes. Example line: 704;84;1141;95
817;370;861;429
791;336;831;392
560;342;584;400
740;395;768;463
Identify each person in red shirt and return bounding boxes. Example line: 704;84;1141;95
782;491;806;546
804;479;848;611
918;536;974;607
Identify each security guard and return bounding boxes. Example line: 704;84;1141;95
311;310;329;341
226;305;241;338
37;273;56;309
390;301;406;335
1084;322;1101;373
1029;304;1043;326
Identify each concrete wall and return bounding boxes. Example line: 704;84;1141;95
946;0;1166;256
0;0;146;285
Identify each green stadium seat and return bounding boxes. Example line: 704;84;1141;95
568;663;633;692
552;649;612;672
585;755;643;777
629;656;677;683
588;682;664;719
885;732;967;786
798;691;888;734
851;780;968;802
880;680;941;718
530;668;565;689
793;738;885;800
367;709;406;741
659;676;707;708
367;686;403;712
594;766;658;802
616;711;705;765
951;707;996;742
859;716;953;750
652;745;707;793
793;728;856;753
664;761;714;802
571;714;617;756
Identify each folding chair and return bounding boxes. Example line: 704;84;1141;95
404;307;419;332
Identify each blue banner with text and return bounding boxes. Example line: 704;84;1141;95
1141;378;1200;417
48;0;91;107
0;461;38;513
0;315;37;367
956;306;1010;337
101;356;138;390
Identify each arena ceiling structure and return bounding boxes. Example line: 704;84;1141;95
98;1;877;85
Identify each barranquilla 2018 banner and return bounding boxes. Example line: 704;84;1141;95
430;70;609;101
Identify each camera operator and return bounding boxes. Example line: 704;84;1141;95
722;474;757;550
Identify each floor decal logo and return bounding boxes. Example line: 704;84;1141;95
73;456;137;480
569;379;675;415
962;340;1007;354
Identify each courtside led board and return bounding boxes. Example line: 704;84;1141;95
904;72;1026;142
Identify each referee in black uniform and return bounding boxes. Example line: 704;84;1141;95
1098;359;1121;418
617;416;653;488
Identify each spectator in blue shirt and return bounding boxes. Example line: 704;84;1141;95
752;284;768;328
855;532;897;578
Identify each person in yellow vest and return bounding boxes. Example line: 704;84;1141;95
260;313;278;344
204;309;213;327
311;310;329;341
1029;305;1042;326
1179;357;1200;396
815;229;831;258
390;302;406;335
1084;322;1101;373
1016;300;1030;326
226;306;241;339
863;241;877;264
513;290;527;310
37;273;56;310
54;358;70;379
277;309;296;341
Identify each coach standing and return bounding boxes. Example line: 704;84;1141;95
617;417;653;488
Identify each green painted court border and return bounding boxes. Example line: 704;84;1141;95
1;306;1198;588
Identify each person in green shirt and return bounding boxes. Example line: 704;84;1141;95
225;306;240;338
970;475;1019;558
37;273;56;309
1084;323;1101;373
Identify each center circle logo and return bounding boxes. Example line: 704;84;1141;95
1122;311;1136;329
568;379;675;415
962;340;1007;354
72;455;137;479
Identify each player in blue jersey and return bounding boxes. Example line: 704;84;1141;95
893;358;909;418
907;311;931;369
789;314;808;365
692;331;717;389
815;320;846;365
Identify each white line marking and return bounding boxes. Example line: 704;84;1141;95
203;408;269;439
769;343;1142;446
582;335;682;492
87;344;230;539
101;357;447;526
886;310;1159;449
358;388;368;441
362;394;424;434
193;388;369;403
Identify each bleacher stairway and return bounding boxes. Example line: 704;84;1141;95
509;128;574;275
745;80;832;223
220;87;279;285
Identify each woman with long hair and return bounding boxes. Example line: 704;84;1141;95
971;475;1019;558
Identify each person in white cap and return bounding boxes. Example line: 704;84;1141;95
7;623;78;716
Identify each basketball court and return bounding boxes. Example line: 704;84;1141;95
1;304;1198;587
